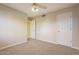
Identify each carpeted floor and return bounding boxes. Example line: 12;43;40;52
0;39;79;55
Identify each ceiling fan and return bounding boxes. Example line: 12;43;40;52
32;3;47;12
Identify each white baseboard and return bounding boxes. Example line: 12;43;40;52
37;39;79;51
38;39;58;44
0;41;27;50
72;47;79;51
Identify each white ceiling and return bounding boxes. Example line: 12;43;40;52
3;3;75;17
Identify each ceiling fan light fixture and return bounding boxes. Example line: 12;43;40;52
32;3;39;12
32;7;39;12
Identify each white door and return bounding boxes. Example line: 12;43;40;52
57;12;72;47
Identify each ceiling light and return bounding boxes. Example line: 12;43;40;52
32;3;39;12
32;7;39;12
32;3;47;12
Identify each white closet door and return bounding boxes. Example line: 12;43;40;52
57;12;72;47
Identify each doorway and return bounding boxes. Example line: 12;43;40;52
27;18;36;40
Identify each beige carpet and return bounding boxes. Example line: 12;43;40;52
0;39;79;55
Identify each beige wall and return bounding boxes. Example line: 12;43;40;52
35;5;79;50
72;5;79;49
36;14;57;43
0;4;27;50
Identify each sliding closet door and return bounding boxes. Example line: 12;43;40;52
57;12;72;47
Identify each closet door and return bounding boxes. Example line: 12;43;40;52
57;12;72;47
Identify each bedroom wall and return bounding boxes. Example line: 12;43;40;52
35;14;57;43
72;4;79;50
35;5;79;48
0;4;27;50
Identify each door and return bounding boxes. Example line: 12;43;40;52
57;12;72;47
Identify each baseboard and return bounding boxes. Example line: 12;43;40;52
37;39;79;51
38;39;58;44
72;47;79;51
0;41;27;50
